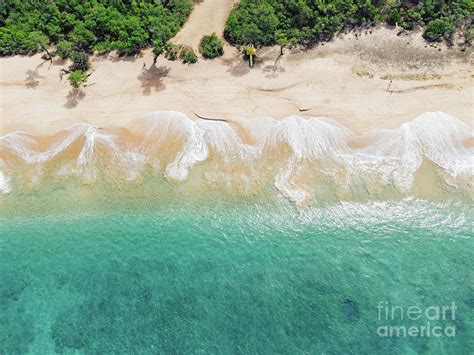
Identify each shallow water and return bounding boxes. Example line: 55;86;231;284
1;111;472;353
1;197;472;353
1;111;472;204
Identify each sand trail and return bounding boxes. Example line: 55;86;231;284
172;0;238;50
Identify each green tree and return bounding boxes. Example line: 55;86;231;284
224;0;473;46
245;45;256;68
29;31;52;59
55;41;73;59
0;0;195;57
275;30;288;55
69;24;97;52
68;70;88;89
70;51;90;72
163;42;179;61
179;46;198;64
199;33;224;59
152;39;165;64
225;2;279;45
425;18;455;42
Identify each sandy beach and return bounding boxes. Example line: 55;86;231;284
0;0;472;136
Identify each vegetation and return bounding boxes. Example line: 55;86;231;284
199;33;224;59
163;42;180;61
68;70;88;89
0;0;193;56
69;51;90;72
245;45;257;67
152;41;197;64
0;0;194;86
225;0;473;47
179;45;198;64
55;41;73;60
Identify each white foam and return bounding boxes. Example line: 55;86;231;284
165;122;208;181
63;126;145;183
0;123;91;164
0;159;11;195
264;116;352;204
0;111;471;202
140;112;209;181
352;112;473;191
143;112;254;182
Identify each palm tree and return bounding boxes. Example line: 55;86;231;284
245;45;256;68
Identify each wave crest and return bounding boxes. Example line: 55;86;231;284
1;111;472;204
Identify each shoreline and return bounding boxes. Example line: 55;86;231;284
1;26;473;136
1;111;472;203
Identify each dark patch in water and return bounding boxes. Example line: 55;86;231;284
342;298;360;322
0;273;34;353
0;274;29;306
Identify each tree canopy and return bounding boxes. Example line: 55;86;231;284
0;0;194;56
225;0;473;46
0;0;195;88
199;33;225;59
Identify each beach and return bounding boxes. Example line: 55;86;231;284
1;1;473;353
1;26;472;136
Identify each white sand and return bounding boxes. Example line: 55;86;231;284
172;0;239;51
1;24;472;136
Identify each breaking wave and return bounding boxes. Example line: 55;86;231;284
1;111;472;205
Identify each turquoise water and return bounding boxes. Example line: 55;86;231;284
1;198;473;353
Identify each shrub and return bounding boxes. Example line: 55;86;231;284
69;51;90;72
387;10;401;26
199;33;224;59
179;46;198;64
425;18;455;42
224;0;473;46
0;1;194;56
68;70;88;89
163;42;179;61
55;41;73;59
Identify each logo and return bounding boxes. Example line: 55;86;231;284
376;301;457;337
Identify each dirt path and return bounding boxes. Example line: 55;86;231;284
172;0;238;50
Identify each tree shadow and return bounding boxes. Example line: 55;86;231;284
64;89;86;109
52;58;68;66
24;70;43;89
262;63;285;79
109;52;143;63
222;56;251;77
137;64;170;95
24;59;50;89
24;58;59;88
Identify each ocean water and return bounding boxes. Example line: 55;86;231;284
1;111;473;353
1;197;473;353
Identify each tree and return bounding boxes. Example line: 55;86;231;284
69;24;97;52
70;51;90;72
163;42;179;61
0;0;195;57
68;70;88;89
245;45;256;68
152;39;165;64
425;18;455;42
224;0;473;47
199;33;224;59
62;51;91;89
225;2;279;45
55;41;73;59
275;30;288;56
179;46;198;64
29;31;52;59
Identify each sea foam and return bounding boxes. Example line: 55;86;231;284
0;111;472;203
